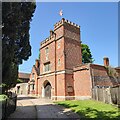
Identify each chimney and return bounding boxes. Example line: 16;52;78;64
50;30;54;36
103;57;109;66
35;59;39;68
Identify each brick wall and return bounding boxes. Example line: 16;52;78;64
56;37;65;71
65;74;74;98
64;37;82;69
74;64;92;99
64;23;80;42
56;74;66;100
54;26;64;40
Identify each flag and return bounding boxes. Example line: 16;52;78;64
59;10;63;16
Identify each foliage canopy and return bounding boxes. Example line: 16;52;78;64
81;44;94;64
2;2;36;93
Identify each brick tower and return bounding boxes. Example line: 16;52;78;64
38;18;82;100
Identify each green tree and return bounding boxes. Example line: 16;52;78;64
2;2;36;93
81;44;94;64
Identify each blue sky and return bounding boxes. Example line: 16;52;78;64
19;2;118;73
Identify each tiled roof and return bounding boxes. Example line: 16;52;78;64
18;72;30;79
90;64;120;87
74;63;120;86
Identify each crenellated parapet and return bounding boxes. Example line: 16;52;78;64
54;18;80;30
40;18;80;47
40;31;56;47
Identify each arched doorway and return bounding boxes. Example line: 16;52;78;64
42;80;52;99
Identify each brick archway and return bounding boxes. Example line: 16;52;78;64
42;80;52;99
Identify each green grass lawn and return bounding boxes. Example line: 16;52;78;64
55;100;120;119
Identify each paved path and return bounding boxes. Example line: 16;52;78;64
7;95;80;120
8;95;37;119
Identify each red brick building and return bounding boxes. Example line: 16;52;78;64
29;59;40;94
29;18;120;100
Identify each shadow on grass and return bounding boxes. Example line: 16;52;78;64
76;107;120;120
57;103;120;120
